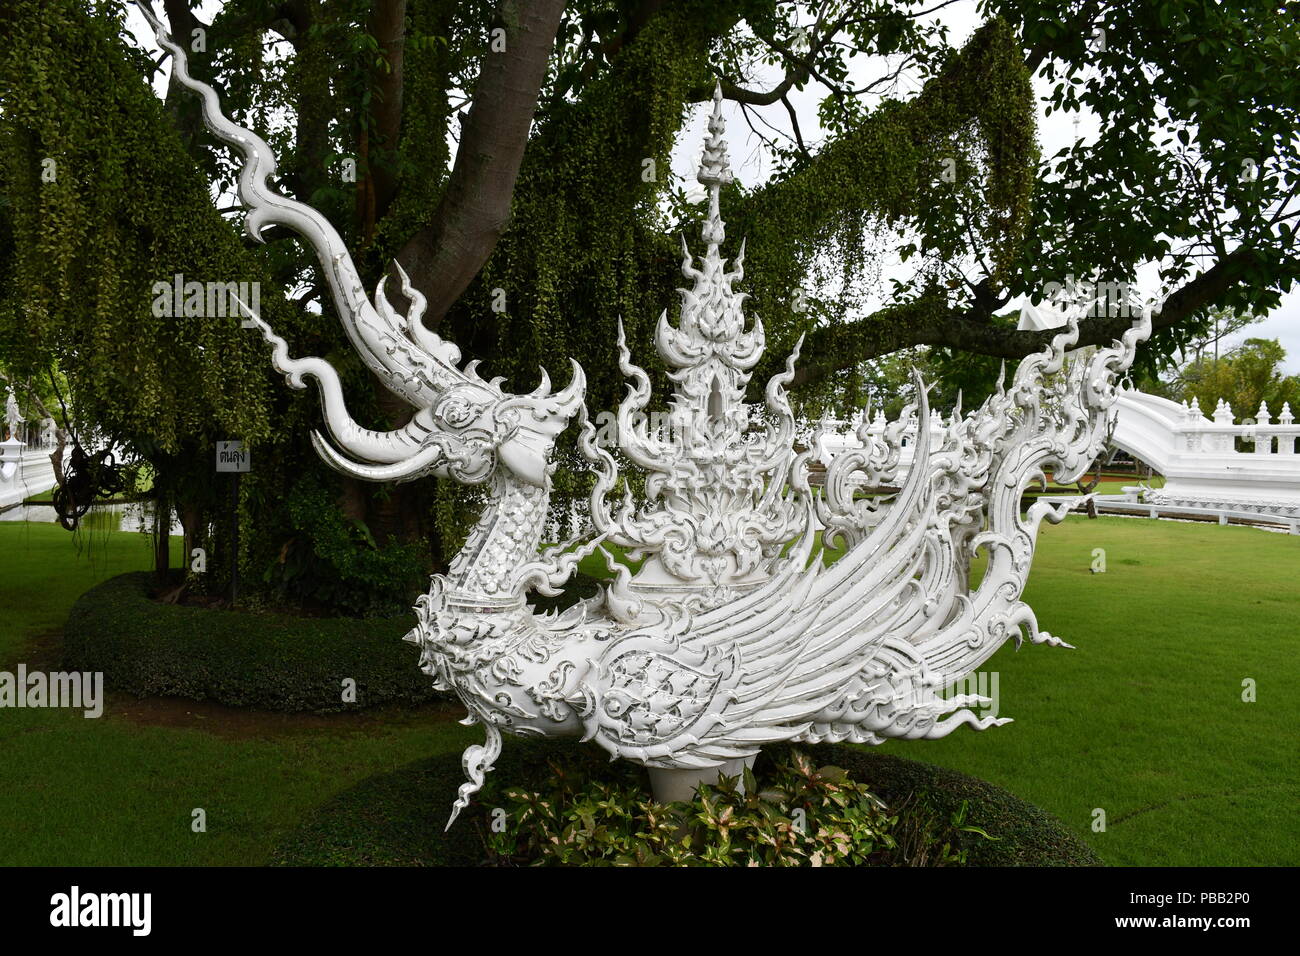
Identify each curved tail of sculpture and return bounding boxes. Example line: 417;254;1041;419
639;304;1155;760
136;2;452;408
917;303;1154;679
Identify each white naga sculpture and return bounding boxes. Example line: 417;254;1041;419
146;6;1152;825
4;390;20;442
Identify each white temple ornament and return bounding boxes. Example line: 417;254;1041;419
4;390;20;440
142;5;1153;826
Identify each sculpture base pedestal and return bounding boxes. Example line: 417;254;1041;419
647;756;757;803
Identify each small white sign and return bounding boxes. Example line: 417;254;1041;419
215;441;249;473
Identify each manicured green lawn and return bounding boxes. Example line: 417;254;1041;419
0;514;1294;865
1030;475;1165;496
0;522;474;866
887;516;1298;866
0;519;174;662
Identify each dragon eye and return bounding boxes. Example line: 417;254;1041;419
438;398;476;429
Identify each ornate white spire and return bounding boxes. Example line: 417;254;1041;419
583;84;803;602
697;83;734;251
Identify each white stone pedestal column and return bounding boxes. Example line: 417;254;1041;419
647;756;758;803
0;437;27;508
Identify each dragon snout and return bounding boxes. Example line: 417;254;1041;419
496;360;586;486
497;424;558;486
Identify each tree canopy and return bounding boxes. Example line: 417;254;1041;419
1;0;1296;611
1171;337;1300;421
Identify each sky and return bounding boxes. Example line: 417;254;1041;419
127;0;1299;373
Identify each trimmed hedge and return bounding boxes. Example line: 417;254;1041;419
788;745;1103;866
64;572;442;712
271;738;1101;866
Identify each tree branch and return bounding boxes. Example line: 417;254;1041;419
781;93;811;161
366;0;407;229
788;246;1261;389
691;2;854;105
159;0;210;150
394;0;568;325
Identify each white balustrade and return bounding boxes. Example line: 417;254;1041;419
0;391;60;510
1108;390;1300;522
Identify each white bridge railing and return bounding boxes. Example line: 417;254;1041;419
1108;391;1300;523
809;408;952;480
2;398;61;511
0;440;59;511
803;389;1300;531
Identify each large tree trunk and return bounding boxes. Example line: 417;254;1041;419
179;500;204;577
153;492;171;584
365;0;568;565
394;0;568;325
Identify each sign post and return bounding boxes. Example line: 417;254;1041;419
215;441;250;604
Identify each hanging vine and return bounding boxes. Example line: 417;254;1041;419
0;0;1040;608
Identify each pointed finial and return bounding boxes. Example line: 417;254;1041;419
697;82;733;189
697;82;733;253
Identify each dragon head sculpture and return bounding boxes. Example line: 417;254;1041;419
137;3;584;495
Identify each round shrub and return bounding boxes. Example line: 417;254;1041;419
796;745;1103;867
271;738;1100;866
485;747;907;866
64;572;442;712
